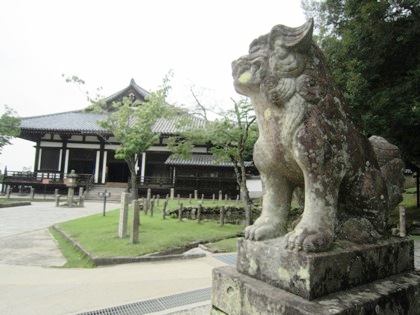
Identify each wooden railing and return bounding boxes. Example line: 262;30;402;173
2;170;94;192
130;175;238;193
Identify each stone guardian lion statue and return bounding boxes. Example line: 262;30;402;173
232;19;404;252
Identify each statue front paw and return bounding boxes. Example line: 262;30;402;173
285;227;333;252
244;217;286;241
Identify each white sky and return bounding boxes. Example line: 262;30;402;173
0;0;306;171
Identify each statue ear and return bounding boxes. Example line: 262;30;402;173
269;18;314;52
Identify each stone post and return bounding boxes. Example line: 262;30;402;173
118;192;130;238
131;199;140;244
194;190;198;201
54;189;59;197
146;188;152;213
201;194;204;203
150;199;154;217
399;206;407;237
170;188;175;200
212;193;216;204
220;206;225;227
78;194;85;207
68;189;74;207
179;203;183;221
219;190;223;202
6;186;10;199
142;198;146;214
197;204;202;224
177;194;180;205
55;195;61;207
162;200;167;220
225;194;228;203
189;194;192;204
30;187;35;200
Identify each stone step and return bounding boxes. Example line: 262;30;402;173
84;184;128;202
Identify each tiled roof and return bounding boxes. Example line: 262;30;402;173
153;115;206;134
165;154;253;168
20;111;109;134
19;79;205;136
20;110;205;136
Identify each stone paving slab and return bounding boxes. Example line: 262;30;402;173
0;229;66;267
0;201;111;238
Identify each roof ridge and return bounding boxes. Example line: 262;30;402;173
101;79;150;103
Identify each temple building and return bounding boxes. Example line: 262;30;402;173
2;79;251;198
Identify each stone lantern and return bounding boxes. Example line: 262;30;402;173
66;170;78;207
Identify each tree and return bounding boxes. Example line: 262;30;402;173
169;94;258;226
102;83;173;199
301;0;420;165
65;73;174;200
0;105;20;154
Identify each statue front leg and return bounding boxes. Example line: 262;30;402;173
285;172;341;252
245;173;293;241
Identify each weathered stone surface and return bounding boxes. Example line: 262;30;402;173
237;237;414;300
231;19;405;252
212;266;420;315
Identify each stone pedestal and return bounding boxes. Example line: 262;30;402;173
211;237;420;314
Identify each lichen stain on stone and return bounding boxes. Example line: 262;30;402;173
297;266;310;280
278;268;291;282
264;108;271;120
238;71;252;84
249;259;258;275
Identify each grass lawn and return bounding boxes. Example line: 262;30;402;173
56;199;244;259
49;227;96;268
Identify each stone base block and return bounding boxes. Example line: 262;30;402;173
237;237;414;299
212;266;420;315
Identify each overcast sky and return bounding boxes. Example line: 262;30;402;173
0;0;306;171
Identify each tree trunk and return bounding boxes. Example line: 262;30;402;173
232;158;253;226
127;157;138;200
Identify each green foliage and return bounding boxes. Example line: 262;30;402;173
302;0;420;164
0;105;20;154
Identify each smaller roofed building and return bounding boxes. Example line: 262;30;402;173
2;79;250;198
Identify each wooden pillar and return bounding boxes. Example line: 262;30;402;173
102;151;108;184
34;141;41;172
140;152;146;184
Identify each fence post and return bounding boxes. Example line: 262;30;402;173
399;206;407;237
162;200;167;220
131;199;140;244
220;206;225;227
197;204;202;224
179;203;183;221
